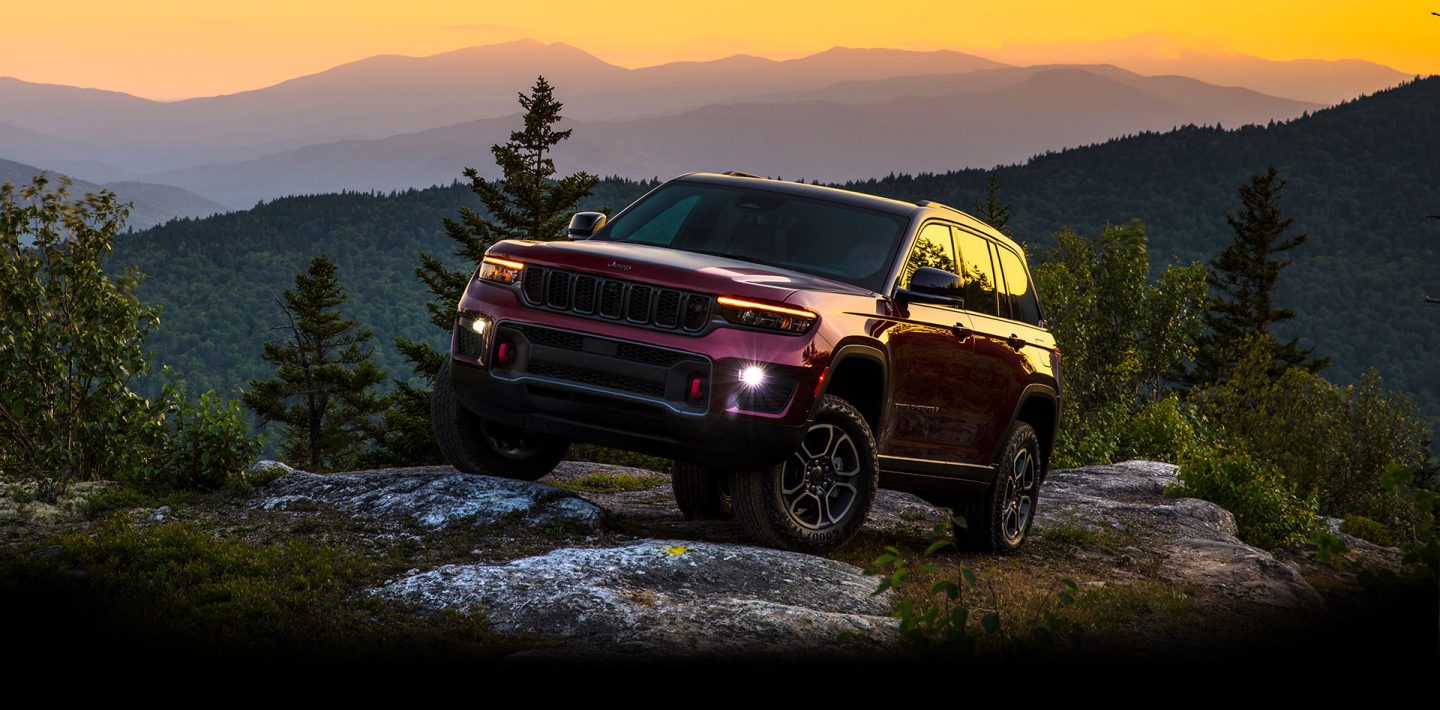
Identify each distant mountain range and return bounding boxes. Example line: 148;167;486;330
0;38;1410;216
0;158;225;229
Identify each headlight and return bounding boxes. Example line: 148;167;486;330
739;365;767;388
477;256;524;285
716;296;817;335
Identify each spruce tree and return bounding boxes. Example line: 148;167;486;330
376;76;598;464
975;171;1011;236
245;255;385;471
1193;166;1328;384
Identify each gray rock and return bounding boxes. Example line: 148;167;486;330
250;460;298;477
253;466;601;531
373;539;897;658
1036;459;1324;611
151;505;172;523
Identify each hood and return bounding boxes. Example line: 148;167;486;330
487;239;874;301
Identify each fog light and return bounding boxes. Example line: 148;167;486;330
740;365;767;388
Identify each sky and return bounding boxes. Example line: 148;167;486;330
4;1;1437;100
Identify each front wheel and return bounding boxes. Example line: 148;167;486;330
731;395;878;553
431;357;569;481
951;421;1043;553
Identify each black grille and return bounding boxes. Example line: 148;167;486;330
499;323;711;412
655;290;681;328
517;266;710;333
736;375;797;414
627;284;653;322
530;362;665;398
456;324;484;358
546;270;571;309
599;281;624;319
522;267;545;303
573;275;598;313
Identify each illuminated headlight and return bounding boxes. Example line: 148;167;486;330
477;256;524;285
469;318;487;336
740;365;768;388
716;296;816;335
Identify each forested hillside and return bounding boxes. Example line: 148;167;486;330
110;77;1440;438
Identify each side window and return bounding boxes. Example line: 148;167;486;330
995;245;1043;325
899;223;958;289
612;194;700;245
954;231;999;317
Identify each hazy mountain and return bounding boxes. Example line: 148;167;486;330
150;67;1324;207
0;41;1006;174
990;34;1409;104
0;158;227;229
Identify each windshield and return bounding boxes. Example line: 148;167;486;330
593;182;908;292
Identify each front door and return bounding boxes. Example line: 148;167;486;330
884;223;994;466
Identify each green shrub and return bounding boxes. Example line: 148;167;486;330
568;444;669;472
1114;395;1209;464
128;379;261;491
1340;515;1394;547
1193;338;1431;530
1174;452;1320;548
0;178;157;495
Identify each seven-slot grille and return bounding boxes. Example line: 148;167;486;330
520;265;711;333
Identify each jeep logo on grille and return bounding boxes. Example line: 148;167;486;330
607;261;633;271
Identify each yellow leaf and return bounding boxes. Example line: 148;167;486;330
665;545;690;556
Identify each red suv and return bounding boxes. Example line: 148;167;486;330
433;172;1060;553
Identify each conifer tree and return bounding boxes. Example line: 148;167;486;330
975;171;1011;236
377;76;598;464
245;255;385;471
1193;166;1328;384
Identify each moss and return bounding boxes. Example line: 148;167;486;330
0;515;521;660
1339;515;1395;547
552;472;665;494
567;444;669;472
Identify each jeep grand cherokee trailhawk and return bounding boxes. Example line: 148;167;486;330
433;172;1061;553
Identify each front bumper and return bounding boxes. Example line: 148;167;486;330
447;281;821;470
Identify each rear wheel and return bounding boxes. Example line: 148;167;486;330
671;462;733;520
431;357;569;481
731;395;878;553
951;421;1042;553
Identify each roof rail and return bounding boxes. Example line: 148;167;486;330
721;171;765;179
915;199;963;214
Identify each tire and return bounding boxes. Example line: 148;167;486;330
732;395;879;553
671;462;733;520
952;421;1043;553
431;357;569;481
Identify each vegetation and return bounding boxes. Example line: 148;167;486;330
0;515;513;660
1;177;255;495
1193;166;1326;384
1031;221;1207;467
1171;452;1321;548
550;472;664;494
244;255;385;471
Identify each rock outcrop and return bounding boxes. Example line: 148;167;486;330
253;466;602;531
373;539;895;659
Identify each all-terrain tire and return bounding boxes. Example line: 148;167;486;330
431;357;568;481
951;421;1043;553
731;395;879;553
671;462;734;520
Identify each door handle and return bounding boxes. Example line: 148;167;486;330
951;323;973;341
1006;333;1027;350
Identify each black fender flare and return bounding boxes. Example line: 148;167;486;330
809;342;890;432
1003;382;1061;464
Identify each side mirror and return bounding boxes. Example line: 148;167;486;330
567;212;607;240
895;266;965;308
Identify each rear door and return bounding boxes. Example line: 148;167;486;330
884;223;991;465
953;229;1040;463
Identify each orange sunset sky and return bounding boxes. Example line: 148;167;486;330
5;1;1437;100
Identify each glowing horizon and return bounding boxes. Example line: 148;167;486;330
4;1;1436;100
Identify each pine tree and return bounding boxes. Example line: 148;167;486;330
975;171;1011;236
1193;166;1328;384
245;255;385;471
377;76;598;465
